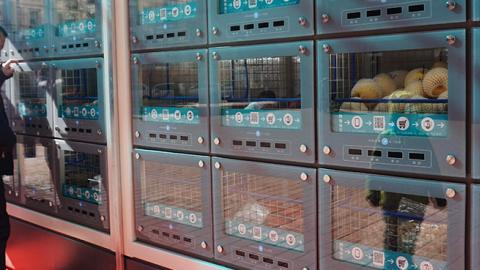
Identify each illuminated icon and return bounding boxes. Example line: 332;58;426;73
184;5;192;16
372;250;385;267
269;230;279;242
87;20;94;30
253;226;262;240
421;117;435;132
176;210;184;221
148;10;155;21
265;0;273;4
162;109;169;120
187;110;194;121
93;192;99;202
153;205;160;214
235;112;244;123
73;107;79;116
286;234;296;246
79;22;85;31
351;247;364;260
76;188;82;197
250;112;260;124
283;113;294;126
396;256;409;270
233;0;241;9
266;113;276;125
63;24;69;33
396;117;410;131
65;107;72;116
352;116;363;129
249;0;258;8
85;191;91;199
165;207;172;218
174;110;182;120
69;186;74;195
189;213;197;224
82;108;88;116
238;223;247;235
150;109;158;119
420;261;434;270
160;8;167;20
172;7;179;17
373;115;386;131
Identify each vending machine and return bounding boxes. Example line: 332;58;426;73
210;42;315;163
10;61;53;137
318;169;465;270
133;150;213;258
317;30;465;178
129;0;207;50
52;58;105;143
51;0;103;56
131;50;209;153
17;135;57;215
316;0;466;34
213;157;316;270
208;0;313;44
55;140;109;231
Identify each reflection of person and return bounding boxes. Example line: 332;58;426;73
0;26;18;270
244;90;277;110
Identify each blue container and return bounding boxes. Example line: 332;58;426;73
129;0;207;50
317;30;466;178
210;41;315;163
317;0;466;35
319;168;465;270
131;49;209;153
208;0;313;44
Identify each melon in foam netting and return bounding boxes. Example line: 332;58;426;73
404;68;428;86
432;61;448;69
340;97;368;113
405;81;424;97
389;70;408;89
374;73;397;97
387;90;414;113
351;79;382;109
423;67;448;98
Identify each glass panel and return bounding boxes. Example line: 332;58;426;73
54;0;97;37
20;142;55;202
14;0;47;41
136;0;198;26
218;56;302;130
332;185;448;269
135;62;200;124
139;160;203;228
2;149;18;194
15;67;49;118
62;150;102;205
330;48;448;137
221;170;305;252
56;68;99;120
218;0;300;14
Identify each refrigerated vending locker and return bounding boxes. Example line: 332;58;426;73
472;29;480;180
6;0;50;59
17;135;57;215
52;58;105;143
317;30;465;178
210;42;315;163
10;61;53;137
212;157;317;270
129;0;207;50
55;139;109;232
131;50;209;153
133;150;213;258
316;0;465;35
208;0;313;44
51;0;103;56
318;169;465;270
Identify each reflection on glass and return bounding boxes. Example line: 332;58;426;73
54;0;96;37
330;48;448;137
135;62;200;124
14;0;47;41
332;185;448;269
139;161;203;228
222;171;305;252
62;151;102;205
137;0;198;25
218;0;300;14
218;56;302;130
15;69;48;118
56;68;99;120
20;142;55;203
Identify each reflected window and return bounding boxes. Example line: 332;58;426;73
15;68;49;118
15;1;47;41
54;0;97;37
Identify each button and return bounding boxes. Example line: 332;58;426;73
299;144;308;153
213;138;220;145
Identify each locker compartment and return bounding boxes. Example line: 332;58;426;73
472;29;480;180
51;0;103;56
10;61;53;137
5;0;50;59
17;135;57;215
133;149;213;258
210;42;315;163
213;158;316;270
317;0;465;34
317;30;466;177
129;0;207;50
131;50;209;153
55;140;109;232
52;58;105;143
208;0;313;44
318;169;465;270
